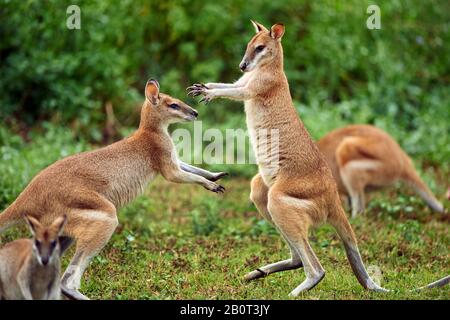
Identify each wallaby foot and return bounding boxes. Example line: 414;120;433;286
245;259;303;281
61;286;90;300
288;270;326;297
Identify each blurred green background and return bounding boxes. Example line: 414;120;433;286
1;0;449;208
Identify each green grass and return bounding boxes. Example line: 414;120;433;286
2;174;449;300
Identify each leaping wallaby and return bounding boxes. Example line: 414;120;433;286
0;215;70;300
188;21;449;296
0;79;227;300
317;124;445;218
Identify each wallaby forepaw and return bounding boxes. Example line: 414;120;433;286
187;84;215;104
209;172;228;182
212;185;225;194
199;94;214;104
187;83;208;97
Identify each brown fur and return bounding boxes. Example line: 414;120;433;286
188;21;449;295
0;79;227;300
317;124;444;217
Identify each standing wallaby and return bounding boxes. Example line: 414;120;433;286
188;21;449;295
317;124;445;217
0;79;227;300
0;215;69;300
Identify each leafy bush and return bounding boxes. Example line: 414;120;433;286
1;1;449;128
0;124;87;209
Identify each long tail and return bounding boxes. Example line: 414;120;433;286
416;275;450;290
402;163;444;213
330;207;449;291
330;208;389;292
0;205;20;235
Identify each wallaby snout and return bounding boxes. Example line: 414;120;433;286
239;60;248;72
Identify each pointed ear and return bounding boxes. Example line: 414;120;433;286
58;236;74;256
145;79;160;106
250;20;268;33
270;23;285;40
25;215;41;236
51;215;67;236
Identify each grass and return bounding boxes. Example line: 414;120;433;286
1;172;449;300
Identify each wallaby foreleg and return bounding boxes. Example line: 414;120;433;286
188;85;252;103
161;164;225;193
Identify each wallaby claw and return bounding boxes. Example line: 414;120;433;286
199;95;213;104
213;185;225;193
187;83;208;97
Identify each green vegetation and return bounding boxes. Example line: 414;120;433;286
1;1;449;164
0;0;449;300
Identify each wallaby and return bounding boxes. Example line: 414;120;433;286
0;79;227;300
317;124;445;218
188;21;449;296
0;215;70;300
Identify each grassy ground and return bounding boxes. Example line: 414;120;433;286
2;172;448;300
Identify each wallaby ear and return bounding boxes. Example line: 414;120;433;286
270;23;285;40
250;20;268;33
24;215;41;236
145;79;160;106
51;214;67;235
58;236;74;256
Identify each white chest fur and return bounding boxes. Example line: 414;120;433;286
245;101;280;186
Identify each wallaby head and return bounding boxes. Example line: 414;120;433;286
141;79;198;128
239;21;285;72
25;215;67;266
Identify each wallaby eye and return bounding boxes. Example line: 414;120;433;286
34;240;41;248
169;103;180;110
255;45;265;53
50;240;57;248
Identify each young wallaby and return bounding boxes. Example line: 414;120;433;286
0;215;69;300
0;79;227;300
317;124;445;218
188;21;449;295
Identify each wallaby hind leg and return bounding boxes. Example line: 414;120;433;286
339;161;375;218
245;174;303;281
61;208;118;300
267;190;325;296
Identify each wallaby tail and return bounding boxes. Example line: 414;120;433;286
330;207;449;292
0;205;20;235
402;163;444;213
415;275;450;290
329;208;389;292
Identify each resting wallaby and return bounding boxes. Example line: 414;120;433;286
0;79;227;300
0;215;70;300
317;124;445;217
188;21;449;296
